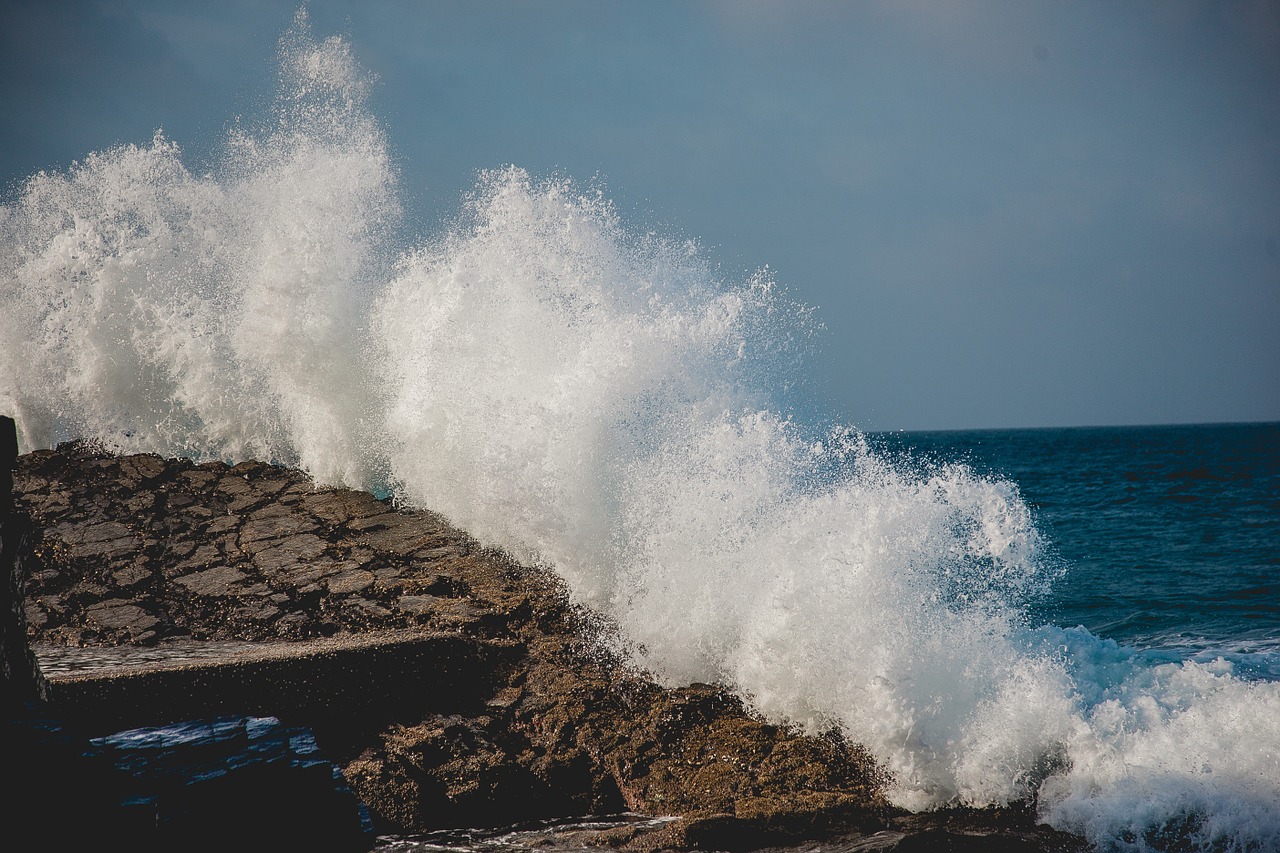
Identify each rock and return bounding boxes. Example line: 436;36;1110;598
397;594;435;616
2;415;46;702
51;520;142;559
13;442;1090;852
166;542;224;576
346;512;404;532
205;515;240;536
240;505;318;545
251;534;329;575
86;715;373;850
347;598;391;619
357;523;441;556
112;562;152;588
298;489;388;525
175;565;248;597
326;568;375;596
2;419;142;846
85;600;160;634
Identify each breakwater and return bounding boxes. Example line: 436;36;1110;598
9;437;1086;851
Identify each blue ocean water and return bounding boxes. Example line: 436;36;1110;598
871;422;1280;680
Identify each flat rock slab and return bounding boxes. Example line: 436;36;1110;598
13;444;479;648
45;629;516;738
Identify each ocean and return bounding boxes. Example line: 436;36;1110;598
2;13;1278;852
872;423;1280;682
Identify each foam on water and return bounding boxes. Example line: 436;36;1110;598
2;14;1277;851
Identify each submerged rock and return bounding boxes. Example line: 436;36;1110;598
14;442;1088;852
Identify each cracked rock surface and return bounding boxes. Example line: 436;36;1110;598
16;443;1088;852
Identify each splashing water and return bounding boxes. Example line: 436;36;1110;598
2;13;1278;851
0;15;393;485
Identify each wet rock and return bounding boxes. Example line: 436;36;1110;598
251;534;329;575
205;515;240;536
346;512;403;532
52;520;142;559
87;715;374;851
117;453;166;485
175;565;248;597
326;568;375;596
166;542;223;576
357;523;441;557
112;562;152;588
240;505;318;545
179;469;218;490
3;416;46;703
397;594;436;616
85;599;160;634
217;476;263;514
13;443;1089;852
298;489;388;526
345;707;620;834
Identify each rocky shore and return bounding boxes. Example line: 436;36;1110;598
6;435;1090;852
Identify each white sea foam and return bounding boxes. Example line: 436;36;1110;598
0;10;393;487
2;15;1277;851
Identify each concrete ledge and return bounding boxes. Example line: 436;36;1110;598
46;629;520;741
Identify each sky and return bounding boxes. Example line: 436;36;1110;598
2;0;1278;432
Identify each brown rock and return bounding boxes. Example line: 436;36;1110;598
347;598;392;619
357;523;440;556
240;505;317;545
23;599;48;629
238;600;281;623
179;469;218;490
50;520;141;559
279;563;343;588
206;515;240;536
118;454;166;484
174;565;248;597
327;569;375;596
164;543;227;579
85;599;159;634
111;562;152;588
14;445;1089;853
346;512;404;532
251;534;329;575
299;489;387;525
397;594;435;616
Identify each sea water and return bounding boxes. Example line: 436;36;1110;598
871;424;1280;679
2;12;1277;851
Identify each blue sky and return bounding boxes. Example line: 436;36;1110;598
3;0;1278;431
